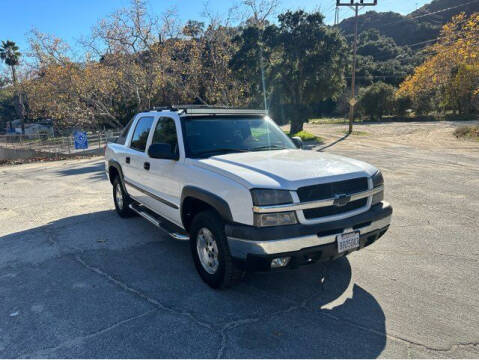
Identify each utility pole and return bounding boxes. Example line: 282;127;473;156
334;6;340;25
336;0;377;133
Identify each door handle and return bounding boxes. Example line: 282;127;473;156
144;162;150;171
125;156;130;164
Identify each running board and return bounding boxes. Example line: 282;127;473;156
129;203;189;241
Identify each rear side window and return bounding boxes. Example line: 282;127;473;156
116;118;134;145
130;117;154;152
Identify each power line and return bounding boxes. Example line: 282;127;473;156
346;74;409;79
406;38;440;48
403;25;475;48
348;0;479;51
409;0;479;21
379;0;479;27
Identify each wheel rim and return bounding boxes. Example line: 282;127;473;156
196;227;219;274
115;184;124;210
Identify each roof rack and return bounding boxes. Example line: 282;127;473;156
150;106;179;112
150;105;268;116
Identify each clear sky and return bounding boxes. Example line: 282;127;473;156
0;0;432;61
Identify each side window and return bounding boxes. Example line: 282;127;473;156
130;117;154;152
151;117;179;154
116;118;134;145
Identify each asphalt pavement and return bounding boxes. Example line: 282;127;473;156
0;129;478;358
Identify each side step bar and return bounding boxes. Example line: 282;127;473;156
129;203;189;241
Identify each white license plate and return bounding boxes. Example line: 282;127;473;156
337;231;360;253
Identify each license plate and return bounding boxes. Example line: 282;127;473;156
337;231;360;253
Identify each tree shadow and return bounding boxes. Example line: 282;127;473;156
55;161;107;181
0;210;387;358
316;133;350;152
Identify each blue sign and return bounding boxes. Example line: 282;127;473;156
74;131;88;150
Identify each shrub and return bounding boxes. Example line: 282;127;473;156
358;82;395;121
454;125;479;139
394;94;412;116
284;130;321;142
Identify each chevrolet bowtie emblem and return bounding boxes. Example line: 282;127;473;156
333;194;351;207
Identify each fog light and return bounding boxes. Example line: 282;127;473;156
271;257;291;268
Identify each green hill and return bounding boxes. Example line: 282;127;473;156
339;0;479;47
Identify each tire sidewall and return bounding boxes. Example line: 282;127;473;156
113;177;131;217
190;211;230;288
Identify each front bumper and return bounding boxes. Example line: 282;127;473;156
226;201;392;271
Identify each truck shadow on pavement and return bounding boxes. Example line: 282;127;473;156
0;210;387;358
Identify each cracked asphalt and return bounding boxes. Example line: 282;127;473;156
1;122;478;358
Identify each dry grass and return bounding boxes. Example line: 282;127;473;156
454;125;479;140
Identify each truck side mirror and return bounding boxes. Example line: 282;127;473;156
148;143;179;160
292;136;303;149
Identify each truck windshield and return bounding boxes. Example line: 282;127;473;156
182;116;296;158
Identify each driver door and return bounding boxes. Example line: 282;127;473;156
141;116;182;225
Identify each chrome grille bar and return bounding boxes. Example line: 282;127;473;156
252;185;384;213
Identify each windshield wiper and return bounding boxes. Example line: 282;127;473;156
251;144;286;151
193;148;249;157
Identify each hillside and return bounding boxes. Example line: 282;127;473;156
409;0;479;21
339;0;479;47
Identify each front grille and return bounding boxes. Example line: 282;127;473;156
297;177;369;202
303;198;368;219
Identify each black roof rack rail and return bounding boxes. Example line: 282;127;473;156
150;105;268;116
150;106;179;112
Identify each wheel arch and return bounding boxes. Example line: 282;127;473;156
108;160;124;185
181;186;233;233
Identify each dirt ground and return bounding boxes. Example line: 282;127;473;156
305;120;479;153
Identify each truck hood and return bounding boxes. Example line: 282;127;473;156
191;149;378;189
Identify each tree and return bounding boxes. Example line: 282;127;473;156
23;1;252;128
233;10;347;133
394;93;413;116
268;11;347;133
353;29;417;87
230;26;269;108
444;64;479;115
242;0;280;27
397;13;479;115
0;86;16;130
183;20;205;38
0;40;25;133
358;82;395;120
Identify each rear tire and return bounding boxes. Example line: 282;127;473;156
113;177;135;218
190;210;243;289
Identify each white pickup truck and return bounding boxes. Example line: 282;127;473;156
105;106;392;288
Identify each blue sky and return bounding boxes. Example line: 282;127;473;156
0;0;431;61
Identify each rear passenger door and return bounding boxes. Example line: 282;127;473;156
123;116;154;205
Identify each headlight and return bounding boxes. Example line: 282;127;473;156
372;170;384;188
251;189;293;206
254;212;297;227
371;170;384;205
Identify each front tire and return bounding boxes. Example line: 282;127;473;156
190;210;243;289
113;177;134;218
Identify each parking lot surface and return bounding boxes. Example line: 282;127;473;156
1;122;478;358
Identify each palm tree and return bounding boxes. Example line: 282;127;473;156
0;40;25;133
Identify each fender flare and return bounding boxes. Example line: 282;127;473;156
181;186;233;223
107;160;125;185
